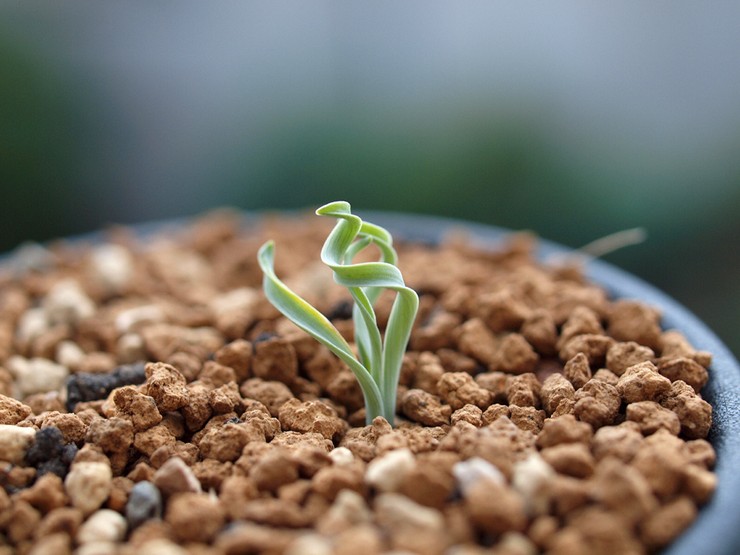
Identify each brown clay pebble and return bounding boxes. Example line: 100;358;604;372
165;492;225;543
0;210;719;555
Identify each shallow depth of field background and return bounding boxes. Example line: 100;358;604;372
1;3;738;356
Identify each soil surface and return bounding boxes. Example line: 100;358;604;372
0;210;716;555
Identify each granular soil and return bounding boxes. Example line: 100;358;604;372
0;210;716;555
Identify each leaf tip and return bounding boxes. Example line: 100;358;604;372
316;200;351;216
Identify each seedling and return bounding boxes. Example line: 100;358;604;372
257;201;419;425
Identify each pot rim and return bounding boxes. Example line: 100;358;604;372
2;209;739;554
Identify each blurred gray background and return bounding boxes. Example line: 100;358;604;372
1;2;738;356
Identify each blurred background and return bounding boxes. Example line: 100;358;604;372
0;2;738;356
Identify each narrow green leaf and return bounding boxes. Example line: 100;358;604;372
257;241;385;419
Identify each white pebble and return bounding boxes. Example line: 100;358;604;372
56;340;86;369
77;509;127;543
43;279;95;325
374;493;444;529
6;356;69;397
209;287;259;317
10;242;54;274
325;489;372;526
65;462;112;515
16;307;49;346
365;448;416;492
117;333;146;363
0;425;36;464
452;457;505;496
89;244;134;293
512;453;555;516
115;305;164;334
328;446;354;466
284;534;333;555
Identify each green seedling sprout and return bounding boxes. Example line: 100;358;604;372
257;201;419;426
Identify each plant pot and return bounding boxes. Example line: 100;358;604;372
0;210;738;555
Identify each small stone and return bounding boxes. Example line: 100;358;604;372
239;378;294;417
16;307;49;346
606;341;655;376
512;453;555;516
137;539;189;555
285;534;333;555
6;356;69;397
115;305;165;334
112;386;162;432
401;389;451;426
617;361;672;403
521;309;558;356
15;472;68;515
0;394;32;425
608;300;662;350
493;333;539;374
89;244;134;294
26;532;71;555
125;481;163;529
278;398;346;441
365;448;416;492
456;318;498;367
252;336;298;383
657;357;709;393
464;480;527;534
375;492;444;529
540;374;575;416
117;333;146;364
591;424;644;462
328;447;355;466
437;372;491;410
152;456;202;496
573;379;620;429
0;424;36;464
640;496;697;549
43;279;96;326
249;449;299;492
563;353;591;389
165;492;225;543
86;417;134;456
451;404;484;427
540;443;595;478
41;412;88;443
144;362;188;412
77;509;127;544
452;457;505;496
557;306;604;350
536;415;593;448
56;340;86;370
626;401;681;436
660;380;712;439
198;420;265;462
65;462;112;516
75;542;119;555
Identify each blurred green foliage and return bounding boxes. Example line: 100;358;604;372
0;34;86;247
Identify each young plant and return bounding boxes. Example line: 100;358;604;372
257;201;419;425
